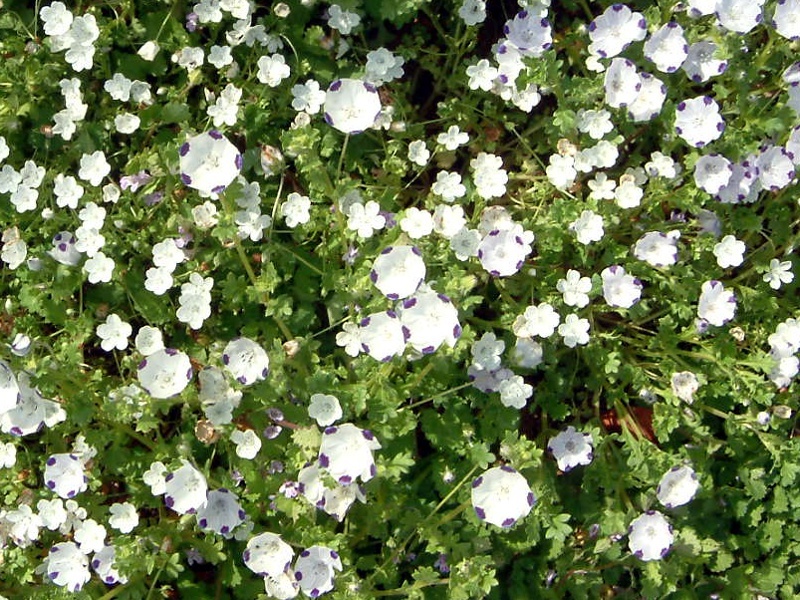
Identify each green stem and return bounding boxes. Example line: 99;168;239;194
402;382;472;411
337;133;350;181
373;579;450;596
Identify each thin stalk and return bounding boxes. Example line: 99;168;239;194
337;133;350;181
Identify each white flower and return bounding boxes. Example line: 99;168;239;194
135;326;164;356
569;210;604;245
336;322;362;357
37;498;67;531
458;0;486;25
0;441;17;468
319;423;381;484
628;511;674;561
657;466;700;508
137;348;193;399
108;502;139;533
256;53;291;87
601;265;642;308
231;429;261;460
763;258;794;289
471;332;505;371
431;171;466;202
281;192;311;228
96;314;132;352
498;375;533;409
324;79;381;134
6;504;42;546
671;371;700;404
53;174;84;209
513;337;544;369
291;79;326;113
78;151;110;187
434;204;467;239
577;108;614;140
365;47;404;85
697;280;736;326
547;426;594;471
193;201;219;229
471;466;535;528
164;461;208;514
177;273;213;330
450;227;481;261
557;269;592;307
327;4;360;34
558;314;590;347
44;453;87;499
74;518;106;554
143;461;168;495
208;44;233;68
104;72;132;101
437;125;470;151
308;394;343;427
207;83;242;127
40;2;73;36
587;173;616;200
513;303;560;338
471;152;507;199
114;113;140;134
466;59;499;91
145;267;173;295
370;245;426;300
712;235;746;268
408;140;430;166
347;201;385;238
400;207;434;239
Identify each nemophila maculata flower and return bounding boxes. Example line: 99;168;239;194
502;10;552;57
628;511;674;561
398;287;461;354
601;265;642;308
294;546;343;598
197;488;247;536
756;146;795;191
324;79;381;134
633;231;680;267
657;466;700;508
643;22;688;73
674;96;725;148
471;466;535;528
548;426;594;471
44;453;88;499
588;3;646;58
164;461;208;515
715;0;764;34
627;72;667;122
0;360;20;414
137;348;193;399
43;541;91;592
683;41;727;82
179;130;242;198
477;225;533;277
1;373;66;436
243;532;294;578
222;337;269;385
319;423;381;485
604;58;641;108
92;545;127;586
370;245;426;300
697;280;736;326
108;502;138;534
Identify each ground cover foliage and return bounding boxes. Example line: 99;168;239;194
0;0;799;597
